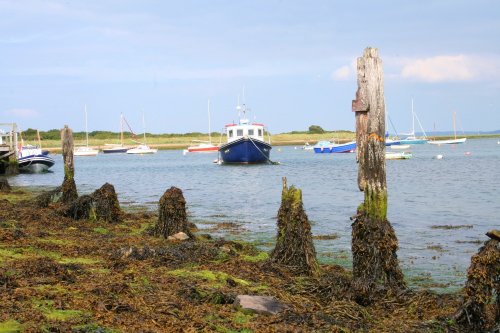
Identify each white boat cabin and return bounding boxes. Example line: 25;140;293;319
225;121;265;143
225;104;266;143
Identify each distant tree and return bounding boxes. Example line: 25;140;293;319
308;125;325;134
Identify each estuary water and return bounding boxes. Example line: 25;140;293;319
9;138;500;291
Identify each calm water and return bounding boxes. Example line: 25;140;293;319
9;138;500;291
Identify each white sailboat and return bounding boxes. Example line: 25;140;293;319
127;113;158;154
102;113;129;153
428;112;467;145
399;99;428;144
74;105;99;156
185;99;219;153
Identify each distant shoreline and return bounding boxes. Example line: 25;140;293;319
36;132;500;153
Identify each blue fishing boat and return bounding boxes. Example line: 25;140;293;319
313;140;356;153
218;103;272;164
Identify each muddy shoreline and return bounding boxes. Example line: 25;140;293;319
0;187;495;332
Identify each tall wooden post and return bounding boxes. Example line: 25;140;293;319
351;47;405;304
60;125;78;203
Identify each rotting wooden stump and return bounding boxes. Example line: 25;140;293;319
64;183;121;222
0;177;11;192
269;177;319;276
154;187;193;239
351;47;406;304
66;195;95;220
454;230;500;332
60;125;78;203
91;183;121;223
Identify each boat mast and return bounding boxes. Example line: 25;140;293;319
453;111;457;140
142;112;147;145
37;129;42;148
208;99;211;144
85;105;89;147
411;98;415;137
120;113;124;146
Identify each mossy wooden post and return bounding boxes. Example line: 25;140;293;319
153;187;193;238
60;125;78;203
351;47;405;304
269;177;319;276
454;230;500;331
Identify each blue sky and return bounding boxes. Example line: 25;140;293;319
1;0;499;134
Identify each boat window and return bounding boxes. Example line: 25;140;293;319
248;129;254;136
228;130;233;138
237;129;243;136
258;129;263;136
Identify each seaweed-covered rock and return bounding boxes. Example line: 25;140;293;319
454;232;500;332
34;186;63;208
91;183;121;223
0;177;11;192
66;195;95;220
269;178;319;276
154;187;194;238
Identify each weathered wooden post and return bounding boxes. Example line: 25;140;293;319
60;125;78;203
153;187;193;239
351;47;405;304
454;230;500;331
0;177;11;192
269;177;319;276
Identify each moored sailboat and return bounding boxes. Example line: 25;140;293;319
127;113;157;154
102;113;129;153
74;105;99;156
428;112;466;145
186;100;219;153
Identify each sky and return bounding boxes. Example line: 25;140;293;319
1;0;499;134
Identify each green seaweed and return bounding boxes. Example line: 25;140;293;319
0;320;23;333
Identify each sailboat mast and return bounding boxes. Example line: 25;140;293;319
208;99;211;144
411;99;415;136
85;105;89;147
453;111;457;140
142;113;146;144
37;129;42;148
120;113;124;146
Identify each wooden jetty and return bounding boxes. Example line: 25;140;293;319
0;123;19;174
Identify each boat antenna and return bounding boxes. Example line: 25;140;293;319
142;111;147;145
208;99;212;144
120;113;124;146
37;129;42;148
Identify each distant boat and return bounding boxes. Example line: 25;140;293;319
102;113;129;153
18;145;55;173
126;144;158;154
385;138;401;146
399;99;428;144
390;144;411;150
186;100;219;153
428;112;466;145
127;113;158;154
74;105;99;156
302;142;314;150
17;130;54;173
313;140;356;153
385;151;412;160
218;102;272;164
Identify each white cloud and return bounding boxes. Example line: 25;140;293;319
331;58;357;81
332;65;351;80
4;108;39;118
400;55;474;82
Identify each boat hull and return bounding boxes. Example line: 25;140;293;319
187;144;219;153
102;147;129;154
400;139;428;144
218;138;271;164
313;141;356;153
428;138;467;145
18;155;55;173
